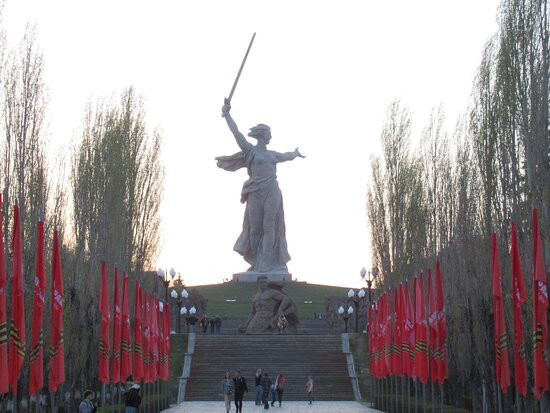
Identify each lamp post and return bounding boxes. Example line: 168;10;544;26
171;288;189;333
361;266;379;304
157;267;176;302
338;305;353;333
348;288;366;333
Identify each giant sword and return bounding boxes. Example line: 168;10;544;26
225;32;256;105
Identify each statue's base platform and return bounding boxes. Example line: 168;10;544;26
232;271;292;283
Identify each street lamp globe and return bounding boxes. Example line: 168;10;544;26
360;267;367;278
180;307;187;315
347;306;354;314
169;267;176;279
347;289;355;298
181;289;189;299
159;301;164;312
338;306;345;315
190;306;197;315
170;290;178;299
358;289;366;298
157;267;164;278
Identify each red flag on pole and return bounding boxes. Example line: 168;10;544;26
98;261;110;384
112;267;122;384
9;204;25;395
120;272;131;382
49;229;65;392
162;303;171;381
375;300;382;379
381;293;389;377
133;283;143;383
491;233;511;393
368;304;375;378
29;221;45;396
510;222;527;397
150;296;158;382
392;288;403;377
414;274;428;384
155;299;162;381
143;294;151;384
435;261;448;384
427;269;438;383
385;292;393;376
0;195;7;395
404;281;415;379
532;209;548;400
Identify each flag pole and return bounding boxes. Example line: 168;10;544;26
101;384;105;409
408;378;411;413
440;384;443;413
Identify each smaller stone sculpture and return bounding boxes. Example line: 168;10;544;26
239;276;299;334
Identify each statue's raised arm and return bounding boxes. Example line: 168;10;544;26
221;99;252;153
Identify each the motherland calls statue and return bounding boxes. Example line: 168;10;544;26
216;99;305;274
238;275;299;334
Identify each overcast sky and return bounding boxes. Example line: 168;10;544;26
3;0;500;288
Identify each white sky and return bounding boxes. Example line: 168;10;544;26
3;0;500;288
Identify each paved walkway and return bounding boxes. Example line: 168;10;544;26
162;401;382;412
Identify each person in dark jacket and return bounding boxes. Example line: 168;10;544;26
79;390;97;413
124;384;141;413
232;370;248;413
254;369;262;405
260;373;272;409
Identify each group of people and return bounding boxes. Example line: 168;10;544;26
78;376;141;413
221;369;314;412
200;314;223;334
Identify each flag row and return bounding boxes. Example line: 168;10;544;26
98;261;171;385
492;208;548;400
0;196;65;396
368;261;448;385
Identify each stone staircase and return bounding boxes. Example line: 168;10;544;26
197;318;337;335
183;334;354;401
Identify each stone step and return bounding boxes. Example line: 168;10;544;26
183;334;354;401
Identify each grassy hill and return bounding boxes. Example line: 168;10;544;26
189;281;351;319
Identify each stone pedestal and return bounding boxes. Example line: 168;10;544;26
232;271;292;283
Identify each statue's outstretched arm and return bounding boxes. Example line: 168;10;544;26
222;99;252;152
275;147;306;163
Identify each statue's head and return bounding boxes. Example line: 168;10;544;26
257;275;268;290
248;124;271;143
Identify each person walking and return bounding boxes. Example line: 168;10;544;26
254;369;263;405
306;376;314;405
275;374;285;407
260;372;272;410
232;370;248;413
269;383;277;407
221;371;233;413
215;315;222;334
124;383;141;413
78;390;97;413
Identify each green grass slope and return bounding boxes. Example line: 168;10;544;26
190;281;350;319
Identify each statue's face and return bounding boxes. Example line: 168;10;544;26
258;278;268;290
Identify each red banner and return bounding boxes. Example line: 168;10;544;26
392;288;402;377
9;204;25;395
510;222;527;397
0;196;7;395
121;272;132;382
427;269;438;383
49;229;65;392
30;221;45;396
435;261;448;384
98;261;110;384
143;294;151;383
414;274;428;384
491;233;510;393
162;303;171;381
404;281;415;380
532;209;548;400
112;268;122;384
133;283;143;383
